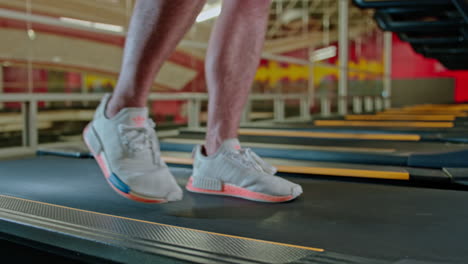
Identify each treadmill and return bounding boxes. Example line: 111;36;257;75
1;154;468;264
2;0;468;261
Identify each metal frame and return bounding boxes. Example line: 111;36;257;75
0;92;308;151
0;194;327;264
353;0;447;9
383;31;392;109
0;7;388;122
398;30;468;45
0;1;391;156
338;0;349;116
453;0;468;23
0;68;3;110
374;7;462;33
352;96;363;114
0;192;394;264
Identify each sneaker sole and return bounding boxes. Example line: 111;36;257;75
83;123;167;203
185;177;295;203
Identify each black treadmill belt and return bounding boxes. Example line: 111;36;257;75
1;156;468;263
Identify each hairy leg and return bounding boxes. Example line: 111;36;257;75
107;0;207;117
204;0;272;155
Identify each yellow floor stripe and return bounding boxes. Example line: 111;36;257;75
379;111;468;117
0;194;323;252
314;120;454;128
345;115;456;121
162;157;410;181
381;109;465;113
402;105;468;110
238;128;421;141
275;165;410;180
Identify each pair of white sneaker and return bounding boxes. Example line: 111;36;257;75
83;94;302;203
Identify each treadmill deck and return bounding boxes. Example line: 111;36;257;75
0;156;467;263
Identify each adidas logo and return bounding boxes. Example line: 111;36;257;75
132;116;146;126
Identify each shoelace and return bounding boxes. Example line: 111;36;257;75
118;119;159;164
232;148;277;175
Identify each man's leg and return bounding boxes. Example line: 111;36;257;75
107;0;206;118
187;0;303;203
85;0;206;203
204;0;272;155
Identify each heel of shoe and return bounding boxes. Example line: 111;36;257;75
83;124;103;154
190;176;223;191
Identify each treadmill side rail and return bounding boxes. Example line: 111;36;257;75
0;194;346;264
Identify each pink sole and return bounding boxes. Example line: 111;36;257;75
83;124;166;204
185;177;294;203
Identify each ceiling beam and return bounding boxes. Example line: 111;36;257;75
263;26;369;54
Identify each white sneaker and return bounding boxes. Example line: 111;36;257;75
186;139;303;202
83;94;183;203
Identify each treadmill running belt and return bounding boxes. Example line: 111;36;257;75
0;156;467;263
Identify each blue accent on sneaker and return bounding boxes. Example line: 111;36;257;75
109;173;130;193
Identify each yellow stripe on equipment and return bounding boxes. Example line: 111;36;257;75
314;120;454;128
345;115;455;121
238;128;421;141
